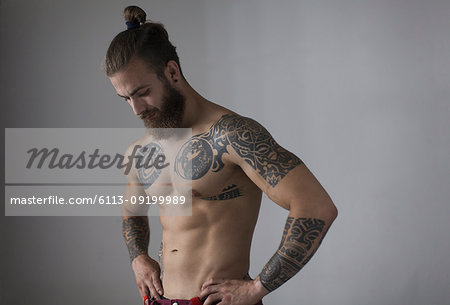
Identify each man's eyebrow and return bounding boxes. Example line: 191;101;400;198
117;85;150;98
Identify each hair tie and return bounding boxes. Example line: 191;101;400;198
126;21;140;30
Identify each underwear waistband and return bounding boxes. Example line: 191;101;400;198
150;296;262;305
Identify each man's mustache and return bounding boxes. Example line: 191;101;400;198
139;109;158;120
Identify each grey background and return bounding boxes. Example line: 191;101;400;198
1;0;449;304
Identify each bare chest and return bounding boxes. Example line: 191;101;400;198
135;128;240;200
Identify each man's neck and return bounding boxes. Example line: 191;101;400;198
178;81;209;129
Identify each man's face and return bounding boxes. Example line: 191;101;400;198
109;57;185;131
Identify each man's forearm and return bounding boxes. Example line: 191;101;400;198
258;216;330;292
122;216;150;263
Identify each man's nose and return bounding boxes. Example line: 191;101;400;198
130;98;147;115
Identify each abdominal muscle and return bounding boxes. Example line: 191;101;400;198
159;196;261;299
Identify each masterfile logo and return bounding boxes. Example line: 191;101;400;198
25;145;170;174
5;128;192;217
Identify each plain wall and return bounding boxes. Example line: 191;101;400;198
1;0;449;304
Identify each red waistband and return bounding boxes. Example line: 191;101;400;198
190;296;262;305
190;297;202;305
150;296;262;305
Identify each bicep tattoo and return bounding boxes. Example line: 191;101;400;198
174;114;302;187
122;217;150;263
259;217;327;292
226;115;303;187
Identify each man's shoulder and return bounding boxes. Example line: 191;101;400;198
203;111;268;138
213;113;271;143
196;112;273;160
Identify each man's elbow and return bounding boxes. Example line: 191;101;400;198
325;201;338;224
121;201;148;217
315;191;338;224
290;198;338;224
313;199;338;224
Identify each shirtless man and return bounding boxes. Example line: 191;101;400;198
104;6;338;305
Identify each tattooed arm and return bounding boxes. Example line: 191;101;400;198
200;115;337;304
258;217;329;292
122;142;151;262
122;143;164;302
122;216;150;263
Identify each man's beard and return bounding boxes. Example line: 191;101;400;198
139;79;186;140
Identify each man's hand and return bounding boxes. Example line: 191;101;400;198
131;254;164;303
199;277;268;305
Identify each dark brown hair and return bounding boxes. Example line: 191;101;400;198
104;5;182;79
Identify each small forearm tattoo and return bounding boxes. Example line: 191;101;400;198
259;217;327;292
122;217;150;263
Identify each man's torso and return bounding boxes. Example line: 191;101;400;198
134;109;264;298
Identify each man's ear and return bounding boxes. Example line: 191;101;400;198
165;60;181;83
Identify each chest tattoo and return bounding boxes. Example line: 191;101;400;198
136;142;164;189
175;116;230;180
138;114;302;188
201;184;244;201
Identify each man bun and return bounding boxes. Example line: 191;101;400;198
124;5;147;24
104;5;181;78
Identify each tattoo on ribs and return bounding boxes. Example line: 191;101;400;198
122;217;150;263
175;114;302;187
259;217;327;292
201;184;243;200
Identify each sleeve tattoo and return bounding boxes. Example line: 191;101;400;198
224;115;303;187
174;114;303;187
259;217;328;292
122;216;150;263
